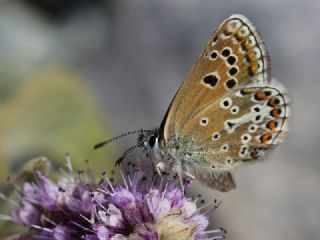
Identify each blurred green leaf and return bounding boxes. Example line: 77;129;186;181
0;68;116;175
0;67;117;235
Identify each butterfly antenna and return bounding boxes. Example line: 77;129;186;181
115;138;145;166
94;129;144;150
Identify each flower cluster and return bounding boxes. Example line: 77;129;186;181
1;159;226;240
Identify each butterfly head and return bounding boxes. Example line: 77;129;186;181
137;129;173;174
137;129;163;150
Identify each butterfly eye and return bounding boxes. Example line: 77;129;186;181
148;135;157;147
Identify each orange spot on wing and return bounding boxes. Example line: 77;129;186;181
241;42;249;51
243;40;253;51
255;90;267;101
237;33;245;40
271;107;282;118
260;133;272;144
268;98;280;107
247;49;256;62
266;120;278;132
250;151;259;159
250;63;259;73
235;34;243;42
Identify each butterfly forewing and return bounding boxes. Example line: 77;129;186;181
163;14;270;141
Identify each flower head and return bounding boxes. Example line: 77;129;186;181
1;158;226;240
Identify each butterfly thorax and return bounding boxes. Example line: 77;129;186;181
138;130;197;173
164;136;196;159
164;135;226;170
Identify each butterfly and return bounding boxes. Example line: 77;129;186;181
95;14;289;192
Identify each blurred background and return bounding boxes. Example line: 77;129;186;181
0;0;318;239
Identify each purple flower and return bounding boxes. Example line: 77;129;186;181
1;159;226;240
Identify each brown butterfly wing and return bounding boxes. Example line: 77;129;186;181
162;14;270;141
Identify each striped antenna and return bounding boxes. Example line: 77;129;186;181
115;143;143;166
93;129;144;150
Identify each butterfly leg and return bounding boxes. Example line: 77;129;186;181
171;162;185;193
155;162;166;176
178;170;185;193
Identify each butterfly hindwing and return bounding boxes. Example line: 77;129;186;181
185;78;289;169
196;170;236;192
